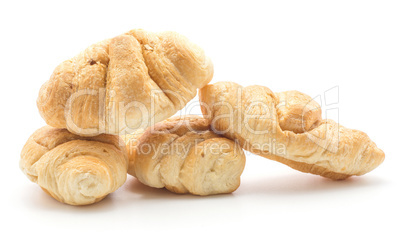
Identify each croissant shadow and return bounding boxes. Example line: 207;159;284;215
124;177;235;201
237;173;385;195
25;174;384;212
24;176;233;213
25;184;118;213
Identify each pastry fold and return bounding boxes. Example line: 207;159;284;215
20;126;128;205
199;82;385;180
124;115;246;195
37;29;213;136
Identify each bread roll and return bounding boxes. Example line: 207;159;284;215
37;29;213;136
199;82;385;180
124;115;246;195
20;126;128;205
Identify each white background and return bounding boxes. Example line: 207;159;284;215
1;0;401;239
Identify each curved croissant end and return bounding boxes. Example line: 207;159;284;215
37;29;214;136
199;82;385;180
125;115;246;195
20;126;128;205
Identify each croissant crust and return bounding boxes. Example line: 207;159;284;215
124;115;246;195
199;82;385;180
20;126;128;205
37;29;213;136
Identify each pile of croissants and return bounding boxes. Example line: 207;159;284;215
20;29;385;205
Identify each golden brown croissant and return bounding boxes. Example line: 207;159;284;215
124;115;246;195
199;82;385;180
20;126;128;205
37;29;214;136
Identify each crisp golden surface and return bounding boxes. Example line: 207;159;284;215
20;126;128;205
276;90;322;133
125;115;246;195
37;29;213;136
199;82;385;180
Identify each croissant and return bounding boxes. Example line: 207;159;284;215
199;82;385;180
20;126;128;205
124;115;246;195
37;29;214;136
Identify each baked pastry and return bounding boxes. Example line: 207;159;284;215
37;29;214;136
20;126;128;205
275;90;322;133
124;115;246;195
199;82;385;180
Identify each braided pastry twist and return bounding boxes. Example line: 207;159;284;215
20;126;128;205
124;115;246;195
37;29;213;136
199;82;385;180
